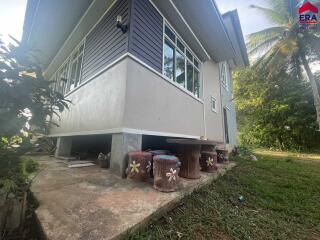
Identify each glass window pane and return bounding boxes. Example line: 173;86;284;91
177;39;184;52
165;25;175;42
194;59;199;68
58;65;68;94
187;61;193;92
69;61;77;90
211;98;216;111
220;62;227;89
164;39;174;80
175;50;185;87
79;44;84;53
186;50;193;61
75;55;83;86
194;69;200;97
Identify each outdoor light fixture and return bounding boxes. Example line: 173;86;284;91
116;15;128;33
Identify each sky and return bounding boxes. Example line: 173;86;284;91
215;0;273;37
0;0;27;43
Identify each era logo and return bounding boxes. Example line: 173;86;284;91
299;1;319;25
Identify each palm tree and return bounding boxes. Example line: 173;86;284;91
247;0;320;128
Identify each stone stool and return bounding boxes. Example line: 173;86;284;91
147;150;170;177
216;149;229;164
153;155;180;192
127;151;152;181
200;151;218;172
201;145;216;152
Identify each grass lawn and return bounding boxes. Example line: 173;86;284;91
124;150;320;240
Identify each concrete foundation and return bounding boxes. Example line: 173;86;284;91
54;137;72;158
110;133;142;178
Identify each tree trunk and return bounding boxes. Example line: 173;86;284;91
300;53;320;129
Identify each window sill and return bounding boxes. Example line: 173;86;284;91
63;53;204;105
162;75;204;104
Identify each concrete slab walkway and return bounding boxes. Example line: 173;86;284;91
31;156;235;240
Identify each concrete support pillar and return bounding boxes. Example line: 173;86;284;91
55;137;72;158
110;133;142;178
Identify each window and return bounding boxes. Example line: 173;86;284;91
56;62;69;95
223;107;229;144
220;61;228;90
67;43;84;91
175;50;185;87
163;23;201;98
194;69;200;98
211;97;217;112
164;39;174;80
52;41;85;95
187;61;193;92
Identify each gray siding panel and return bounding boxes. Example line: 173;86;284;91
81;0;129;82
129;0;163;73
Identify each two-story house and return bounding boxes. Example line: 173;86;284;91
22;0;249;177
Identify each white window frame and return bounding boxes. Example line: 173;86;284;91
67;42;85;92
220;61;228;91
162;21;202;99
211;96;217;113
51;39;86;96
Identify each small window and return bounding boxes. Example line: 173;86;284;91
220;62;228;90
67;42;85;91
223;107;229;143
52;40;85;95
211;97;217;112
164;38;175;80
165;25;175;42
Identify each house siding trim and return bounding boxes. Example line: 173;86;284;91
48;127;199;139
81;0;130;82
128;0;163;73
45;0;118;77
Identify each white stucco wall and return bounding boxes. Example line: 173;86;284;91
50;58;128;136
123;58;204;138
202;61;224;142
49;56;237;146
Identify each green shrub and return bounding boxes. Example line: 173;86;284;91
22;158;39;174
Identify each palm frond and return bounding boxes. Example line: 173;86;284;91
247;27;284;46
250;5;288;25
252;44;277;68
247;36;280;56
252;41;286;73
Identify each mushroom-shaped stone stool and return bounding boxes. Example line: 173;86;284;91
153;155;180;192
200;151;218;172
127;151;152;181
147;150;170;178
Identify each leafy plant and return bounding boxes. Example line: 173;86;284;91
247;0;320;128
234;67;320;150
0;37;69;238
